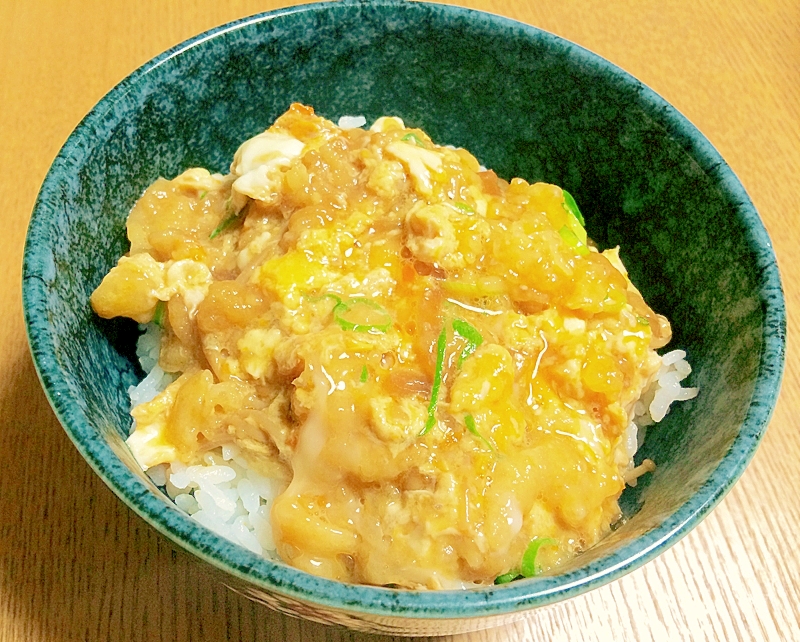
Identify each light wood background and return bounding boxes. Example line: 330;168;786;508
2;1;798;640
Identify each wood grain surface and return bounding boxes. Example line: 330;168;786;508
2;1;798;640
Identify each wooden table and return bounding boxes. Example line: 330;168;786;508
2;1;798;640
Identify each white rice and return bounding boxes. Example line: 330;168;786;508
131;327;698;555
634;349;699;426
132;325;280;557
337;115;367;129
143;442;281;557
127;323;175;407
621;349;699;485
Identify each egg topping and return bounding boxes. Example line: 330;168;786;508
91;103;671;589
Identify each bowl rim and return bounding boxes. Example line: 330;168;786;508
22;0;786;620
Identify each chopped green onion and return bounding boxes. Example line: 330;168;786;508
310;293;343;305
453;201;474;213
637;316;650;326
464;413;494;451
333;297;392;333
198;190;208;200
558;225;590;256
209;201;245;239
452;319;483;345
152;300;167;328
420;325;448;436
310;293;393;333
520;538;557;578
401;132;425;146
209;213;240;239
562;190;585;226
494;538;556;584
452;318;483;366
360;365;369;383
561;190;588;250
494;573;519;585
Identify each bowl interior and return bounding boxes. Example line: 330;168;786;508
22;0;785;626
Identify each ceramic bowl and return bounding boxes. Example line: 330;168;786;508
22;0;785;635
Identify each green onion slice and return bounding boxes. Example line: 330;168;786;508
401;132;425;146
520;537;558;578
562;189;585;226
558;226;590;256
494;573;520;585
333;297;392;333
311;293;343;304
152;300;167;328
452;318;483;366
420;325;448;436
360;365;368;383
561;189;588;251
464;413;494;451
209;201;244;240
308;293;393;333
637;315;650;326
453;201;474;213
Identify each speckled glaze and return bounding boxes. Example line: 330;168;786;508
22;0;785;636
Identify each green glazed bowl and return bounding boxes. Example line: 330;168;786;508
22;0;785;635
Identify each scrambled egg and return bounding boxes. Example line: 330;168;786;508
91;103;671;588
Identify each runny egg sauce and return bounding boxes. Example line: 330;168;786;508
91;103;669;589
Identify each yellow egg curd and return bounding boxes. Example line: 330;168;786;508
91;103;671;589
